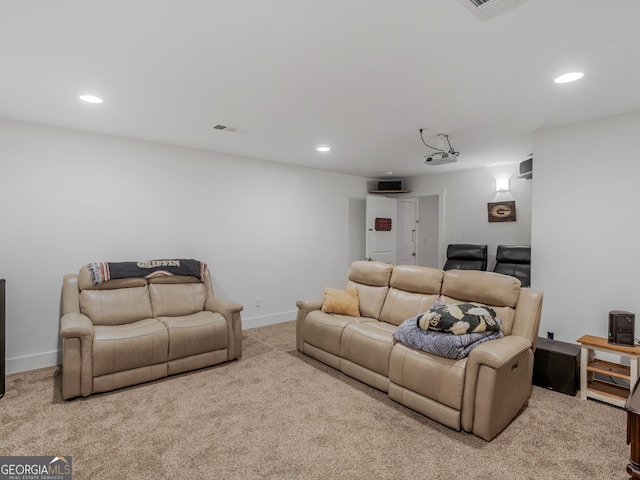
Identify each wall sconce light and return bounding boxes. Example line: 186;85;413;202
496;178;509;192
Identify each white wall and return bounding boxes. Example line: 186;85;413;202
405;164;532;269
0;118;368;373
532;110;640;344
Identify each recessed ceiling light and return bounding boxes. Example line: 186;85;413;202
554;72;584;84
79;94;103;104
316;146;331;152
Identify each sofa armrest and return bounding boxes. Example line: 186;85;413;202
60;312;94;339
60;313;94;400
296;298;324;312
295;297;324;352
467;335;531;369
206;297;243;361
206;297;244;316
462;335;534;441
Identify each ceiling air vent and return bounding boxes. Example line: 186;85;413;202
458;0;527;21
212;124;250;135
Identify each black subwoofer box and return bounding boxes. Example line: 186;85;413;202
533;337;580;396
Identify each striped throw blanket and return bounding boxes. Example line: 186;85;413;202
86;259;206;286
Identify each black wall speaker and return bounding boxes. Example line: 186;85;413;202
608;310;635;346
533;337;580;396
377;180;402;191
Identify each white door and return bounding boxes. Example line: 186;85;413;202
365;195;397;264
397;199;418;265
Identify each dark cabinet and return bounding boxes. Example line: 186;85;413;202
626;377;640;479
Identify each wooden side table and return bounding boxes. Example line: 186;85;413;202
577;335;640;408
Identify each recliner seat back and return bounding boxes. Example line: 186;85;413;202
77;265;209;325
344;261;393;319
493;245;531;288
443;244;487;271
379;265;443;326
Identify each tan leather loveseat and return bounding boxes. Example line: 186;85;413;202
296;260;543;441
60;264;243;400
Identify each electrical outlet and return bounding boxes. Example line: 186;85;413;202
256;297;261;308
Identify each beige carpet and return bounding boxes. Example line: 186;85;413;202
0;321;630;479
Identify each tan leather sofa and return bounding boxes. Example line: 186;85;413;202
60;265;243;400
296;260;543;441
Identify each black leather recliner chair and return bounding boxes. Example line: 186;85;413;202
493;245;531;287
443;244;487;271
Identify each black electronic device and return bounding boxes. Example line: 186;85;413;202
608;310;635;346
376;180;402;191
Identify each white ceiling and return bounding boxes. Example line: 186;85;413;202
1;0;639;178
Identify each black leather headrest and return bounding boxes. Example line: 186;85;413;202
496;245;531;264
446;244;487;261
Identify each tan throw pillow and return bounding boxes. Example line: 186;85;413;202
321;287;360;317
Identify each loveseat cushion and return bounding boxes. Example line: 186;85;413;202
92;318;169;376
80;286;153;326
149;283;207;317
158;311;227;361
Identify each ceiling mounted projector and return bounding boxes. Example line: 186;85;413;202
420;131;460;166
424;152;457;166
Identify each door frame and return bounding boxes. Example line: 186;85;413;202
397;188;446;268
397;198;419;265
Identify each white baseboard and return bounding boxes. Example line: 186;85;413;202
242;310;296;329
6;350;62;375
6;311;296;375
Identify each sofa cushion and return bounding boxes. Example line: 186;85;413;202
440;270;520;335
302;310;361;357
379;289;438;326
388;265;443;294
80;286;153;326
92;318;169;376
158;311;227;361
441;270;520;308
389;342;467;411
321;287;360;316
344;261;393;319
345;282;388;320
418;303;501;334
347;260;393;287
340;321;396;377
149;283;207;317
